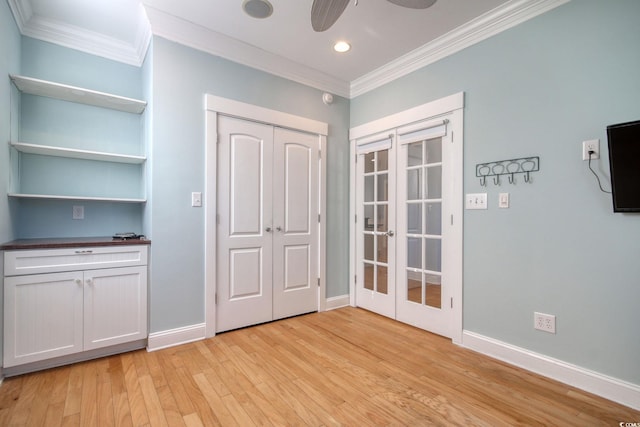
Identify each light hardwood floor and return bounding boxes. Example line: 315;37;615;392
1;307;638;426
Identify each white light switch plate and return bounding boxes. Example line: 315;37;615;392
465;193;487;210
499;192;509;208
191;192;202;207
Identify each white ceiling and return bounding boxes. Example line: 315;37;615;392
7;0;569;98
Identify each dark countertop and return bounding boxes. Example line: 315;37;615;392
1;236;151;250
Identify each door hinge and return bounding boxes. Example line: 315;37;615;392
319;150;321;159
450;297;453;309
217;214;220;225
450;214;453;226
451;130;454;143
318;214;321;223
355;214;357;223
354;275;357;284
215;293;218;305
317;278;320;287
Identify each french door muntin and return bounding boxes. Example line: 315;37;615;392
355;134;396;319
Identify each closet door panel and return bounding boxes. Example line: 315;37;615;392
217;116;274;332
273;128;319;320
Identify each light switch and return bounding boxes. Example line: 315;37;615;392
465;193;487;210
191;192;202;207
499;193;509;208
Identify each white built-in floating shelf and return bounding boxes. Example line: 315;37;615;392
9;74;147;114
8;193;147;203
10;142;146;164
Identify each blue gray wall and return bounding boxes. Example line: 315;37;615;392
351;0;640;386
147;37;350;332
14;38;145;238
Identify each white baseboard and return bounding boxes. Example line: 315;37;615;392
462;330;640;411
325;294;350;311
147;323;206;352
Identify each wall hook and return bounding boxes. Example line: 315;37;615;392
508;173;515;184
480;176;486;187
493;175;500;186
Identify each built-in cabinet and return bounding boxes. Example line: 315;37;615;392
8;74;147;202
3;244;148;372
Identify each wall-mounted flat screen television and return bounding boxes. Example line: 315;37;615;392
607;119;640;212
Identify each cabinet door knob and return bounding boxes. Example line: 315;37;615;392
75;279;82;286
86;279;92;286
276;226;282;232
265;227;272;233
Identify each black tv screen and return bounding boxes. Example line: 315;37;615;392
607;120;640;212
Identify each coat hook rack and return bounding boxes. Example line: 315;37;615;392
476;156;539;187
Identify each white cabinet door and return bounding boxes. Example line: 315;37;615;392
84;266;148;350
4;272;83;367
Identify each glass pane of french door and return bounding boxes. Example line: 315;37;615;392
405;138;442;309
363;149;389;295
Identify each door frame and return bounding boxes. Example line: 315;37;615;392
204;95;328;338
348;92;464;344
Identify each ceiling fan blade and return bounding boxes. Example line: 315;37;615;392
311;0;350;32
387;0;437;9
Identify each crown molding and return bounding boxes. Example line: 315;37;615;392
7;0;151;67
350;0;571;98
8;0;568;97
143;6;351;99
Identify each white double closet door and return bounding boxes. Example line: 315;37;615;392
216;116;319;333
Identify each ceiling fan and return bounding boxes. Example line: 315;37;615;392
311;0;437;32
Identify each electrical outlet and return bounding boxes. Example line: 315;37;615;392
582;139;600;160
72;205;84;220
534;312;556;334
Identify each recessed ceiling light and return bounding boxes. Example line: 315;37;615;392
242;0;273;19
333;41;351;53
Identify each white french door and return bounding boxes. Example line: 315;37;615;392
352;99;463;340
355;134;396;318
396;120;454;337
216;116;319;333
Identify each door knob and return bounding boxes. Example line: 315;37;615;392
265;227;272;232
276;226;282;232
386;230;395;237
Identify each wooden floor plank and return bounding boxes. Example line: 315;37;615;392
1;307;638;427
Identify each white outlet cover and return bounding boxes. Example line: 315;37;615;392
72;205;84;220
582;139;600;160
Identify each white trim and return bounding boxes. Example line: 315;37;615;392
144;6;350;99
462;330;640;411
350;92;464;140
205;95;328;136
318;135;328;312
325;295;350;311
350;0;570;97
8;0;151;67
147;323;206;352
204;107;218;338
